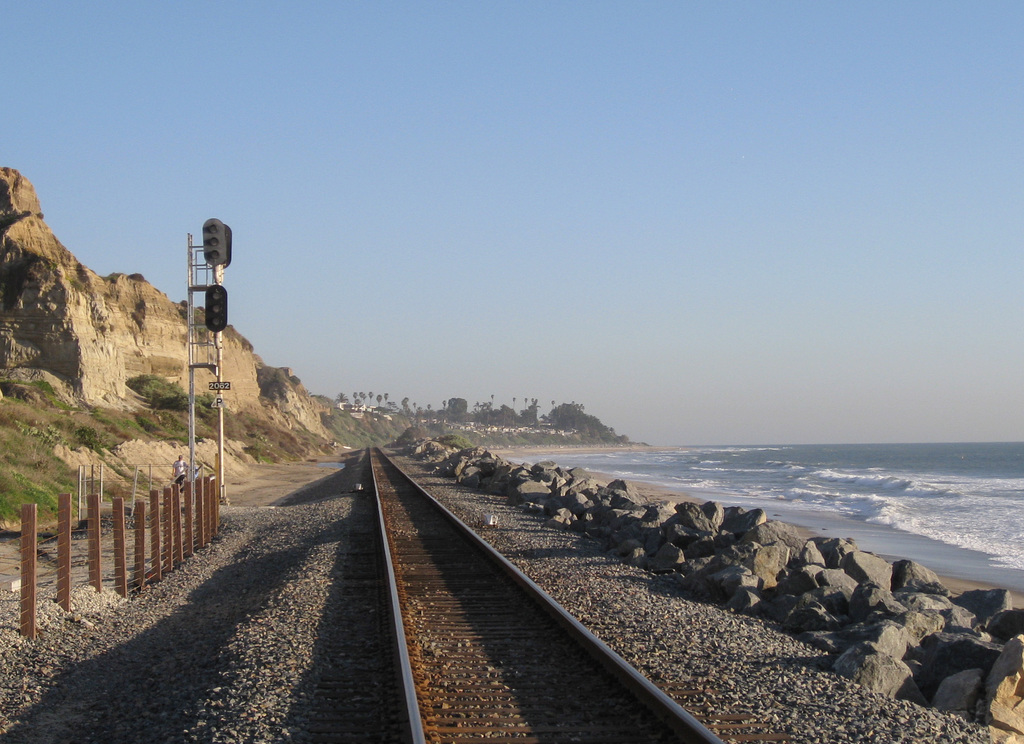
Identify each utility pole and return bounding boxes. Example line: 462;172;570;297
187;219;232;505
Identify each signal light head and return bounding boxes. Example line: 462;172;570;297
202;219;232;267
205;284;228;332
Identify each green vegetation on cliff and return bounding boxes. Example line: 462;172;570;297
0;378;331;522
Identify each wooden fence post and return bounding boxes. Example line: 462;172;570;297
57;492;72;612
206;476;217;539
133;499;147;591
20;503;37;639
194;477;205;549
149;489;162;582
171;484;183;565
183;480;194;559
213;477;220;536
87;493;102;593
162;487;173;574
112;497;127;598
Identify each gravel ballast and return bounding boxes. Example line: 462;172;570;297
0;453;989;743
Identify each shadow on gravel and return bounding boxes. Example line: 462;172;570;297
1;460;365;743
276;451;409;743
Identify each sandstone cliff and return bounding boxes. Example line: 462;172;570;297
0;167;328;439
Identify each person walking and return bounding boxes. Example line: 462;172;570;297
172;454;188;487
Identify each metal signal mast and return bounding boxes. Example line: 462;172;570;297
187;219;232;504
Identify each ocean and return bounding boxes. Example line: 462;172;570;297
505;442;1024;593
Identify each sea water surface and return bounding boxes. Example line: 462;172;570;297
507;443;1024;593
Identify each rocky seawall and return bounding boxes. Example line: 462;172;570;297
408;440;1024;743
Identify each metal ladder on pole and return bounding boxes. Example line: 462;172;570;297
186;235;219;489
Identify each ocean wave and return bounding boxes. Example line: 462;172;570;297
813;469;913;490
871;508;1024;572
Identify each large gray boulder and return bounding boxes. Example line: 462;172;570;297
544;512;574;530
953;589;1013;626
813;537;859;569
803;586;853;617
509;479;552;504
849;582;909;623
601;507;644;529
563;477;603;500
931;668;983;719
605;479;643;508
726;587;763;614
833;643;927;704
797;540;826;567
895;590;955;614
530;460;559;475
943;604;980;633
891;559;949;595
785;603;842;633
641;503;677;528
740;520;805;553
674;501;717;533
685;536;718;559
817;568;860;595
836;620;914;660
988;610;1024;643
707;565;762;603
663;523;707;548
841;550;893;587
775;565;822;596
649;543;687;573
720;506;767;535
643;527;666;556
700;500;725;531
897;610;946;643
559;492;594;517
742;543;790;589
647;548;688;577
917;632;1005;699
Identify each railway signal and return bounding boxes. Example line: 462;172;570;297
189;218;235;510
204;285;228;332
202;218;232;267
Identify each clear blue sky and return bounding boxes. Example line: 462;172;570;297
5;2;1023;445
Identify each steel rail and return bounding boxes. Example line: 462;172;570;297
371;454;428;744
374;449;727;744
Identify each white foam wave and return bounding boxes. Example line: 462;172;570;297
813;469;912;490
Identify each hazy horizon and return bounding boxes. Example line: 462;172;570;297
6;3;1022;446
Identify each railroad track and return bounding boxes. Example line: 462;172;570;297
369;448;729;744
302;448;786;743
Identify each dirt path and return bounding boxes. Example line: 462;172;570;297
225;449;366;507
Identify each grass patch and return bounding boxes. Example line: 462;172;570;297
126;375;189;411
